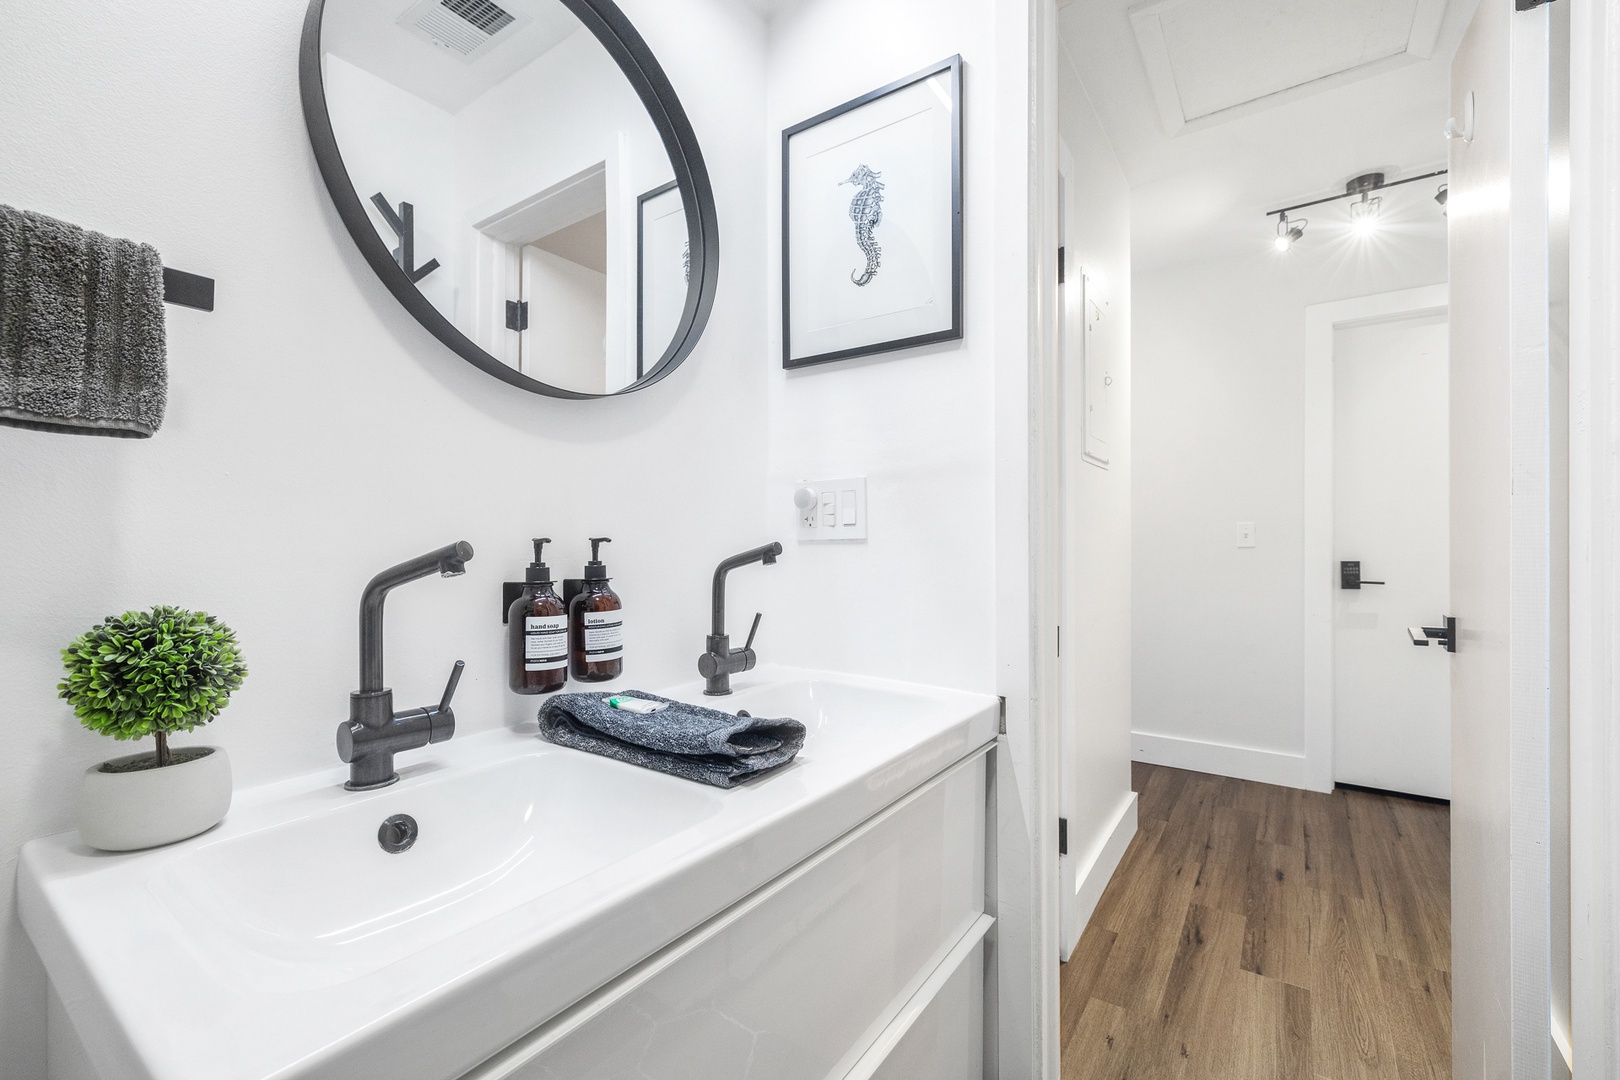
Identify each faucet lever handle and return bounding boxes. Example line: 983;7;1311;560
742;612;762;653
438;660;466;712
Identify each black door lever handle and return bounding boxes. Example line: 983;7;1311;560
1407;617;1457;652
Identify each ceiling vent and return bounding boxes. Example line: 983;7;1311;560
400;0;528;62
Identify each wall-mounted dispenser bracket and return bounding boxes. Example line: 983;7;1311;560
369;193;440;283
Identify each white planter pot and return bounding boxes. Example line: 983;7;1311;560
78;746;232;852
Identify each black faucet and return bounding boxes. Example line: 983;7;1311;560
698;542;782;696
336;541;473;790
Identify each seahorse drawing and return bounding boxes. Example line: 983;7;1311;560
840;165;885;287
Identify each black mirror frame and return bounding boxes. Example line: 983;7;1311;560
298;0;719;400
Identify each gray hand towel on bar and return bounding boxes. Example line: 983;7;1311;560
538;692;806;788
0;205;166;438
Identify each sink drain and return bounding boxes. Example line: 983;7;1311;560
378;814;418;854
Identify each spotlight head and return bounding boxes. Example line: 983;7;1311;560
1273;212;1306;251
1349;193;1382;234
1435;183;1448;216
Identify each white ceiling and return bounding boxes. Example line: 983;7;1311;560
325;0;583;113
1061;0;1479;270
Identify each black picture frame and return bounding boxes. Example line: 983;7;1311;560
781;55;963;370
298;0;720;400
636;179;681;380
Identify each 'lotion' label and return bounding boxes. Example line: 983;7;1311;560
582;610;624;663
523;615;568;671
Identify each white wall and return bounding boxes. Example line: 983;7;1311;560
1133;230;1446;784
761;5;997;692
0;1;768;1073
1056;45;1135;946
758;0;1047;1071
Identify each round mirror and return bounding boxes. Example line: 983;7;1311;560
299;0;717;399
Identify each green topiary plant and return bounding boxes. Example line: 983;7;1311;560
59;606;248;768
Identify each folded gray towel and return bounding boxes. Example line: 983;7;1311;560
538;692;806;788
0;205;166;438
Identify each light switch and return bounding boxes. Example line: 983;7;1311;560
1237;522;1256;548
795;476;868;542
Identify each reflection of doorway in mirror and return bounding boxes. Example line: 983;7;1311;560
468;159;621;394
520;214;608;394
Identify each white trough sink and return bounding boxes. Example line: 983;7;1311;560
20;665;998;1080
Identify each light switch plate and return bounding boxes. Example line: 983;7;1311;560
1237;521;1256;548
796;477;867;542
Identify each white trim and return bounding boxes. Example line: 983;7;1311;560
1505;10;1555;1075
1300;284;1449;795
1062;793;1136;961
1130;730;1309;789
1010;0;1061;1075
1568;0;1620;1069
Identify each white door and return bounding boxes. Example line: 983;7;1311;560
1332;313;1451;799
1449;0;1556;1076
1056;141;1135;962
519;240;607;393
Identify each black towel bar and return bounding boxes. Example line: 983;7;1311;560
162;267;214;312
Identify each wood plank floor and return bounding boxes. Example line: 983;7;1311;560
1060;763;1451;1080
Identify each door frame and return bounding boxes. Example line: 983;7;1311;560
1300;284;1450;793
1567;0;1620;1069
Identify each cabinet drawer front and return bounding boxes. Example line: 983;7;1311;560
470;751;987;1080
861;937;985;1080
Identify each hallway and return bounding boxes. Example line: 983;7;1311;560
1061;764;1451;1079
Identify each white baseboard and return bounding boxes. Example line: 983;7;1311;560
1131;730;1320;791
1064;791;1138;957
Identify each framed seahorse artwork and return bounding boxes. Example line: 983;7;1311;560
781;55;963;368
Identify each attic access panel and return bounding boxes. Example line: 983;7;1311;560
1129;0;1450;135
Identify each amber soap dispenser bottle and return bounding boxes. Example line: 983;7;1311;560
569;537;624;682
507;538;568;694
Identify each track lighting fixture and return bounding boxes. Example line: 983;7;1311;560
1274;212;1306;252
1265;167;1449;247
1435;182;1448;216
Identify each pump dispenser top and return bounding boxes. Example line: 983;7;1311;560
583;537;611;580
525;537;553;584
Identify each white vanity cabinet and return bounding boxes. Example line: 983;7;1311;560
467;750;991;1080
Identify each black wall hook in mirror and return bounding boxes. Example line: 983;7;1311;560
369;193;440;283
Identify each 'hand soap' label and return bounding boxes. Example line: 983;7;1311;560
523;615;568;671
582;610;624;664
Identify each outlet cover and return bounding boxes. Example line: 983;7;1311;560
795;477;867;542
